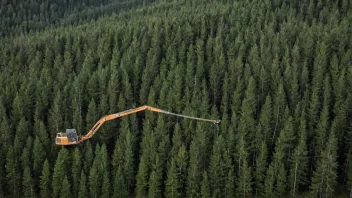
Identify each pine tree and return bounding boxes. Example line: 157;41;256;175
276;163;287;196
264;143;286;197
71;148;82;197
86;99;99;142
136;155;150;197
254;142;268;196
289;115;308;196
310;122;338;198
49;90;63;140
52;148;70;198
209;135;226;196
6;146;21;197
272;82;286;145
241;76;257;137
263;162;275;197
113;166;128;198
78;171;87;198
40;159;51;198
148;155;163;198
314;105;330;161
171;123;183;157
200;171;210;198
89;165;99;198
186;124;207;198
308;86;320;138
83;141;94;174
20;137;33;174
60;176;71;198
22;166;35;198
123;129;136;193
258;95;272;145
224;167;235;198
279;116;296;166
235;135;252;197
101;171;110;198
33;136;46;182
136;120;154;197
165;159;180;198
0;115;12;196
347;152;352;198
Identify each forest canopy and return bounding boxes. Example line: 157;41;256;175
0;0;352;197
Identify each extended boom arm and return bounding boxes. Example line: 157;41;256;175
56;105;220;145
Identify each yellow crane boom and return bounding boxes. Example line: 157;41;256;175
55;105;220;145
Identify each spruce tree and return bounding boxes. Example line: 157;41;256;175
258;95;272;145
289;115;308;196
89;165;99;198
254;142;268;196
52;148;70;198
235;135;252;197
101;171;110;198
40;159;51;198
6;146;21;197
71;148;82;197
200;171;210;198
83;141;94;174
78;171;87;198
148;155;163;198
165;159;180;198
113;166;128;198
209;135;226;196
33;136;46;183
60;176;71;198
310;122;338;198
22;166;35;198
224;167;235;198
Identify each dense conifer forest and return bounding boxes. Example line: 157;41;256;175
0;0;352;197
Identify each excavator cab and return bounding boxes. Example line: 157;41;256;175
55;129;79;145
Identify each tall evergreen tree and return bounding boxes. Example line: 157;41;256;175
52;148;70;198
6;146;21;197
310;122;338;198
22;166;35;198
113;166;128;198
40;159;51;198
254;142;268;196
235;135;252;197
148;155;163;198
71;148;82;197
89;165;100;198
200;171;210;198
165;159;181;198
33;136;46;183
60;176;71;198
78;171;87;198
101;171;110;198
289;115;308;196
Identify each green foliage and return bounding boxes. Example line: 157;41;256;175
71;148;82;197
310;122;338;198
113;167;128;198
78;171;87;198
200;171;210;198
0;0;351;197
40;159;51;198
101;171;110;198
22;166;35;198
60;176;71;198
52;148;70;198
6;146;21;197
254;142;268;196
